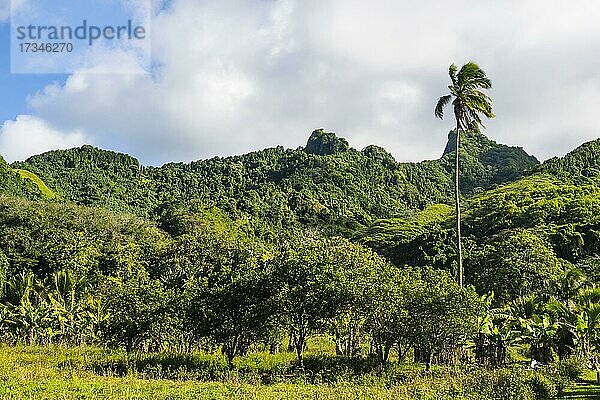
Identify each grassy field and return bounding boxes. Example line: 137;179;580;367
0;346;444;400
561;369;600;399
0;344;576;400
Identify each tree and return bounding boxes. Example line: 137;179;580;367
409;267;485;370
363;266;415;367
574;288;600;358
508;295;562;364
186;240;278;367
102;271;178;352
473;293;519;366
273;233;352;368
435;62;495;286
328;242;401;363
468;230;564;304
1;272;51;345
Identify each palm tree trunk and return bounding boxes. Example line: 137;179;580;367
454;122;463;287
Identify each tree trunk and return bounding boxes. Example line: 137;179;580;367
295;332;305;369
425;351;432;372
455;122;463;287
287;331;296;352
224;335;239;369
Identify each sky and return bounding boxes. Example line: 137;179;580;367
1;0;600;166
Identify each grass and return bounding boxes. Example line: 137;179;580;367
0;345;444;399
561;369;600;399
0;345;570;400
14;169;56;198
562;384;600;399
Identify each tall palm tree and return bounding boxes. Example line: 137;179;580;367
435;62;495;286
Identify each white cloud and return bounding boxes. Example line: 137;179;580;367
3;0;600;164
0;115;88;162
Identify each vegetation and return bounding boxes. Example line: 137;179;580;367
2;64;600;398
0;156;41;199
13;128;538;236
14;169;56;199
0;345;571;399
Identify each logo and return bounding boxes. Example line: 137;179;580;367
11;0;152;74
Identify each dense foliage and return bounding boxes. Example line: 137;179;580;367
0;156;41;199
0;195;485;373
2;130;600;399
13;129;538;236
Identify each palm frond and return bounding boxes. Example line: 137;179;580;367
458;62;492;89
437;61;494;129
449;64;458;86
435;95;452;119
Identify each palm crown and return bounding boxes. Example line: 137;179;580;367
435;62;495;130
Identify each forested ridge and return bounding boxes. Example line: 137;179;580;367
11;128;538;235
1;128;600;398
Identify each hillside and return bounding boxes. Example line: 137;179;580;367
440;129;539;195
10;129;539;236
540;138;600;182
356;134;600;302
0;155;43;199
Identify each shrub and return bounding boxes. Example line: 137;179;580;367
525;373;558;399
557;355;587;381
470;369;535;400
491;370;536;400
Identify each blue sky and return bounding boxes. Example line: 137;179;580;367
0;23;67;122
2;0;600;165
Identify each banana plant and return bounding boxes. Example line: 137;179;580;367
2;272;52;344
574;288;600;359
519;313;559;364
473;293;518;365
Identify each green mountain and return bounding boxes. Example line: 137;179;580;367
540;138;600;182
440;129;539;195
11;129;539;236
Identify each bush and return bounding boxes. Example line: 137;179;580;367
557;355;587;381
470;369;535;400
525;373;558;399
91;352;231;381
491;370;536;400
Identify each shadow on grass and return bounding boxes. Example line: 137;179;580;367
64;352;389;384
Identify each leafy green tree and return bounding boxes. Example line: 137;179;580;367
555;266;589;308
473;293;519;366
362;266;415;367
186;241;277;366
435;62;495;286
273;233;352;368
469;230;564;304
508;295;563;363
1;272;51;345
329;241;396;360
574;288;600;358
409;267;485;369
101;272;178;352
47;270;90;344
520;314;560;364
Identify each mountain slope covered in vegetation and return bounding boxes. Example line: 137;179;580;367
0;155;43;199
12;129;538;236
